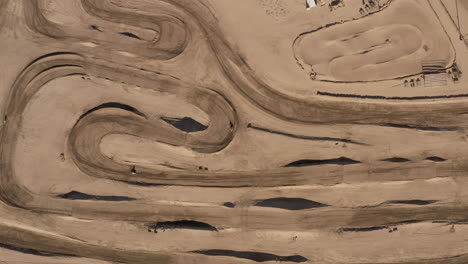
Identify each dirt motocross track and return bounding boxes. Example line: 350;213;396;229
1;0;468;263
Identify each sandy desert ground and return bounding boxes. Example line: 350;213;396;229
1;0;468;263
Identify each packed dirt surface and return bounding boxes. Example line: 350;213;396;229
462;0;468;11
1;0;468;263
294;1;454;81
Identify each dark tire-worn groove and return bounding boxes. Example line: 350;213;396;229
248;123;367;145
389;200;438;206
284;157;361;167
119;32;141;40
57;191;136;201
161;116;208;132
89;25;102;31
146;220;218;231
339;226;389;232
79;102;146;120
425;156;447;162
317;91;468;100
254;197;329;210
383;123;460;131
191;249;308;262
223;202;235;208
0;242;76;257
339;220;423;233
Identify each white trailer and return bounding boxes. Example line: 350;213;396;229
306;0;317;10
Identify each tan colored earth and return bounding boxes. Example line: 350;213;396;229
1;0;468;263
462;0;468;11
294;1;454;81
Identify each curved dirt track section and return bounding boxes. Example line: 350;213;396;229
2;0;468;263
24;0;188;60
293;0;454;82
